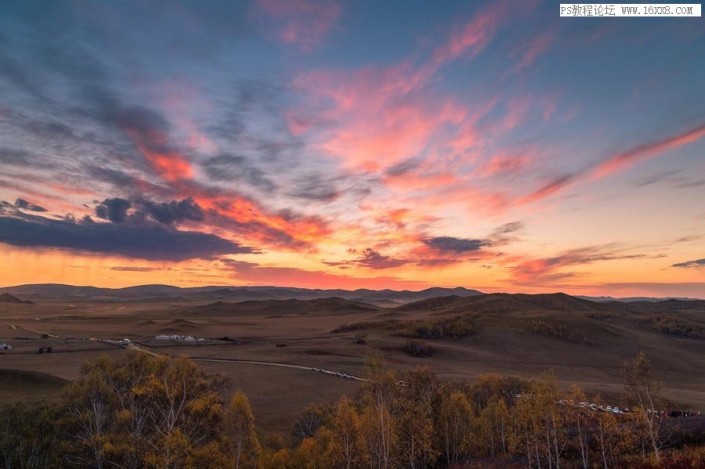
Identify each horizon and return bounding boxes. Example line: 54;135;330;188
2;281;703;300
1;1;704;298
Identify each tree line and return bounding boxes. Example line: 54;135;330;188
1;351;704;468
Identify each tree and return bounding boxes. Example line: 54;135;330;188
477;397;510;458
510;373;567;469
0;401;60;469
624;352;666;463
226;391;261;469
437;390;475;466
61;352;227;468
292;403;333;445
327;397;362;469
566;385;590;469
396;368;440;468
359;358;399;469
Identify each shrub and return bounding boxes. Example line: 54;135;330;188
403;339;434;357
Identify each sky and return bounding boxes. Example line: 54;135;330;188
0;0;704;297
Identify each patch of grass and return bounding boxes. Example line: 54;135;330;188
0;369;68;403
332;319;402;333
527;320;594;345
396;315;479;340
649;316;705;340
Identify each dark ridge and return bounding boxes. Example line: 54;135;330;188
185;297;379;316
0;292;34;304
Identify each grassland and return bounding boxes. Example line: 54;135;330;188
2;290;705;435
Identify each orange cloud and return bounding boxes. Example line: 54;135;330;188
122;125;193;182
224;260;426;290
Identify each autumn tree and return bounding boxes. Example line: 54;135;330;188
566;385;590;469
226;391;261;469
437;390;475;466
359;357;399;469
510;372;568;469
476;397;510;458
61;352;227;468
0;401;60;469
396;368;440;468
291;403;333;445
624;352;666;464
327;397;362;469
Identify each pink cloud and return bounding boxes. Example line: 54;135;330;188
256;0;342;51
594;123;705;178
511;30;554;73
430;0;523;69
516;122;705;206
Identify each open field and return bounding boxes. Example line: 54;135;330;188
2;290;705;436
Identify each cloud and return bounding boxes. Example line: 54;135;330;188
255;0;342;51
202;154;277;192
511;29;554;73
0;148;31;166
518;173;577;205
594;123;705;178
94;197;205;226
423;236;490;253
492;221;524;235
113;106;194;182
95;198;131;223
286;173;340;202
672;258;705;268
221;258;425;289
110;266;162;272
519;122;705;205
136;197;204;226
0;212;252;261
509;246;653;285
354;248;408;270
14;198;47;212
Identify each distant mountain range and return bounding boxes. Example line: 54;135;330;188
0;284;483;305
0;284;701;305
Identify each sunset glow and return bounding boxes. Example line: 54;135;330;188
0;1;703;297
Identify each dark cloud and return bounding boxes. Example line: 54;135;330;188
0;148;31;166
672;258;705;268
110;266;161;272
95;197;205;226
136;197;204;225
14;198;47;212
202;154;276;191
287;174;340;202
23;119;76;139
95;198;131;223
220;259;259;272
385;158;421;178
323;248;409;270
633;169;682;188
493;221;524;235
423;236;490;253
355;248;408;269
0;212;251;261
